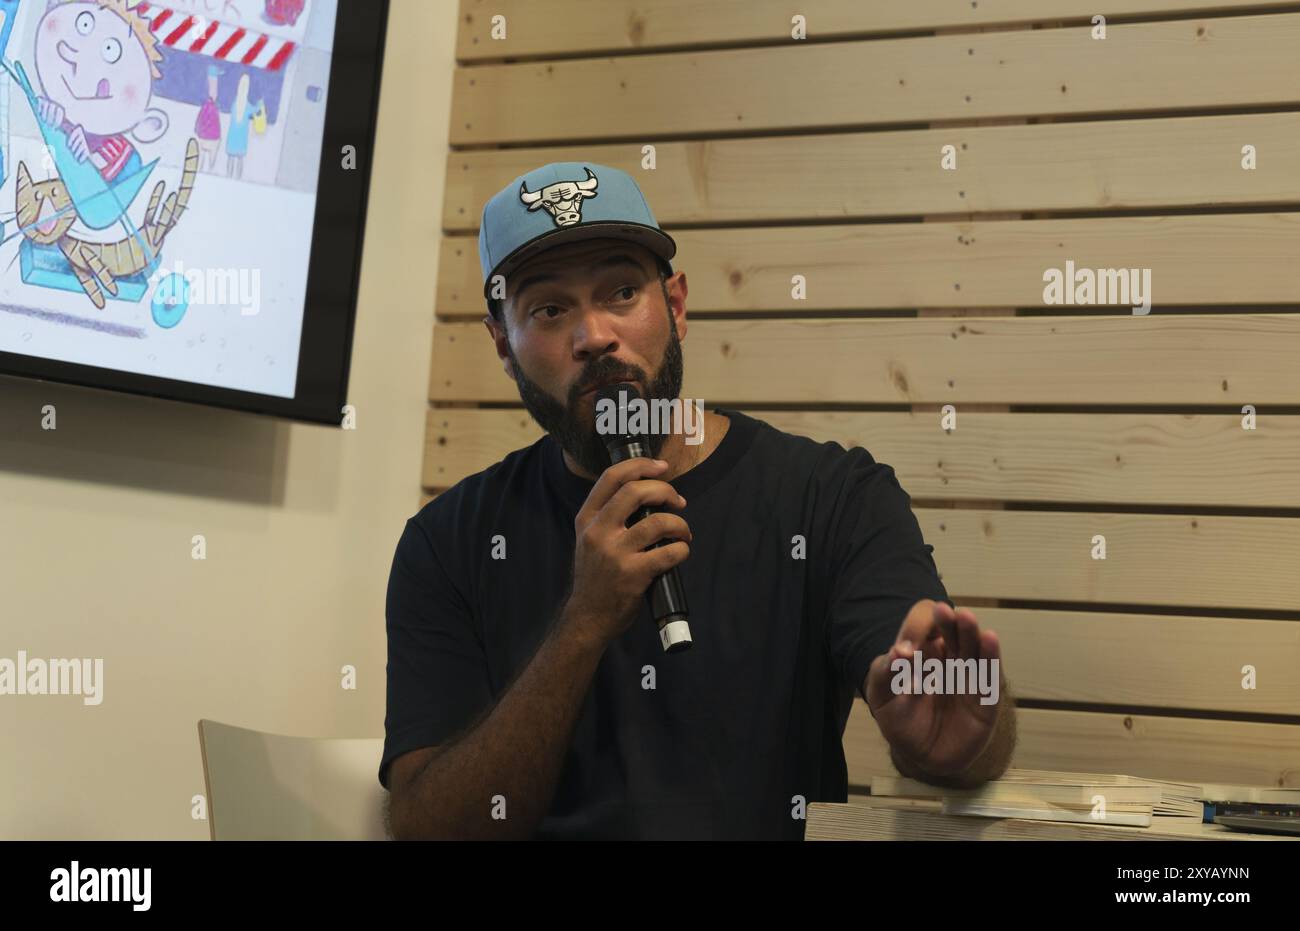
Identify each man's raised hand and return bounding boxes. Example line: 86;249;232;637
864;599;1005;779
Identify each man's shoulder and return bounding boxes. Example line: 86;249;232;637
739;410;884;477
410;434;549;535
732;413;914;538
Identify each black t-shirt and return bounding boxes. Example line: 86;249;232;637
380;408;951;839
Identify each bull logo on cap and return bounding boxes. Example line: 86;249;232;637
519;167;599;227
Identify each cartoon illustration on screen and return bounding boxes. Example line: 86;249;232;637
34;0;169;188
0;0;336;400
15;136;195;308
0;0;196;312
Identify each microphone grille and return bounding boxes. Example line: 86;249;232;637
594;381;645;446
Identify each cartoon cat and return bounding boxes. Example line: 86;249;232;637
17;138;199;309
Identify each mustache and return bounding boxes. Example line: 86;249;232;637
573;370;643;400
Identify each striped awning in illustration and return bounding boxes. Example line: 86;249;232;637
135;2;297;72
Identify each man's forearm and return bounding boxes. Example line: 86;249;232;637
890;682;1018;789
393;606;607;839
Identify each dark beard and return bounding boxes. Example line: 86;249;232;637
506;308;685;478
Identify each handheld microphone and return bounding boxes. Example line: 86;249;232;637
594;381;692;653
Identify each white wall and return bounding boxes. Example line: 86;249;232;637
0;0;453;839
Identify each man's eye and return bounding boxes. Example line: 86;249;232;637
613;285;638;301
530;305;562;321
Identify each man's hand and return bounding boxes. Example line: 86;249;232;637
864;599;1010;782
563;457;691;649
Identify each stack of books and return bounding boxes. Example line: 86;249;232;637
869;769;1300;827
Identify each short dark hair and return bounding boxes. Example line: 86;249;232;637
488;254;674;324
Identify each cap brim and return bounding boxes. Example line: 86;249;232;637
483;221;677;300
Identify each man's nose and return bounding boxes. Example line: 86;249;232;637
571;304;618;357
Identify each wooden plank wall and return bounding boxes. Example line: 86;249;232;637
427;0;1300;791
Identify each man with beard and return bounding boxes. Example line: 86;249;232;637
381;163;1016;840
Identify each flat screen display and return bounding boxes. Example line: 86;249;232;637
0;0;386;424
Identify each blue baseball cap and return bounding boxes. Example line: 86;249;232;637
478;161;677;312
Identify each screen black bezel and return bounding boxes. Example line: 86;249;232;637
0;0;389;427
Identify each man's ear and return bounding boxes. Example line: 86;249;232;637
131;108;169;144
483;314;515;380
666;271;687;340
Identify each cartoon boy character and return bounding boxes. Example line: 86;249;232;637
33;0;168;182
